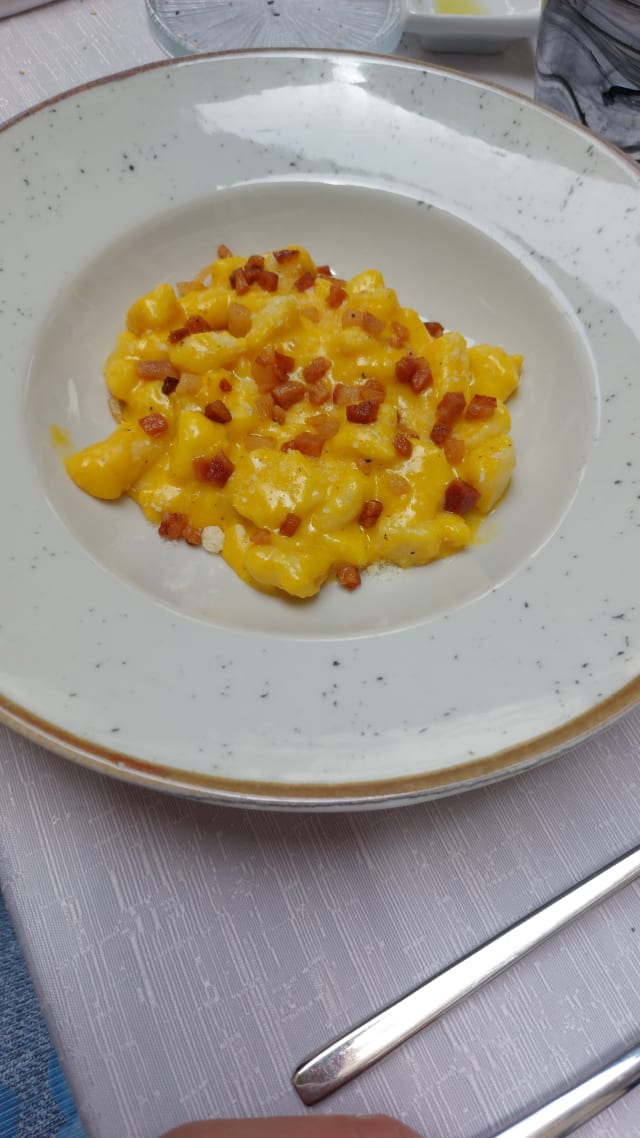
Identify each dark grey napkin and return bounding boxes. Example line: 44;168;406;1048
535;0;640;160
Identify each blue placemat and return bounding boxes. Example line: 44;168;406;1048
0;892;85;1138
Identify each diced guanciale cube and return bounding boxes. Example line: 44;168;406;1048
219;377;233;392
162;377;179;395
136;359;179;381
306;413;339;438
192;450;235;486
273;381;306;409
409;359;432;394
430;391;466;445
303;357;331;384
183;523;203;546
337;564;361;591
252;350;276;390
217;243;232;258
176;279;206;297
387;473;410;495
243;257;265;285
185;314;211;334
444;479;480;515
204;400;232;423
395;355;418;384
282;432;324;458
361;311;385;337
273;248;299;264
333;383;361;406
308;380;330;405
360;379;385;404
436;392;466;424
250;527;272;545
346;400;378;424
279;513;301;537
327;282;347;309
139;412;168;436
393;433;412;457
252;345;288;391
466;394;497;419
389;321;410;348
176;373;201;396
295;271;317;292
230;267;250;295
342;309;384;336
227;302;252;337
258;269;279;292
424;321;444;338
256;393;274;419
358;499;383;528
430;422;449;447
395;355;432;393
159;512;187;540
274;350;295;374
443;437;465;464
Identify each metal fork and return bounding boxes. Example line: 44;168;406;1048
490;1042;640;1137
293;843;640;1131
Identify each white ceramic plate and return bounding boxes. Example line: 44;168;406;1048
1;52;639;809
406;0;539;53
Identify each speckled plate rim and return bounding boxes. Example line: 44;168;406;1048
2;49;639;810
1;677;638;809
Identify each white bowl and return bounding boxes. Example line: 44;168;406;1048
406;0;540;53
2;52;639;809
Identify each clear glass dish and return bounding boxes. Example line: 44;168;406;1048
145;0;408;57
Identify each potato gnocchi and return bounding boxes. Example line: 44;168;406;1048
65;244;522;599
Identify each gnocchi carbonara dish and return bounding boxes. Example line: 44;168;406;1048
65;244;521;598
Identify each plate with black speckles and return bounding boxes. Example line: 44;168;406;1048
1;51;639;808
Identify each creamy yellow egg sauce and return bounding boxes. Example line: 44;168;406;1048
65;245;521;599
50;424;71;451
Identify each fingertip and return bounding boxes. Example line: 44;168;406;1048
157;1116;423;1138
354;1115;423;1138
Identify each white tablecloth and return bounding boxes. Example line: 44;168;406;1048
2;4;640;1137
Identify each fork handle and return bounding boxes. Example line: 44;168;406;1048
293;844;640;1105
491;1042;640;1137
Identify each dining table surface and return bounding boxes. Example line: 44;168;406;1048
2;3;640;1137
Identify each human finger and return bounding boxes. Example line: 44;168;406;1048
159;1113;422;1138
